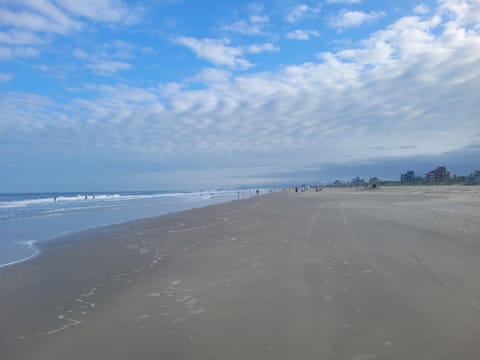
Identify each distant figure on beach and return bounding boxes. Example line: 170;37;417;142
85;195;87;200
54;196;57;202
256;190;259;195
295;187;298;194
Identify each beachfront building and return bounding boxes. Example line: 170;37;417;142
401;171;416;183
426;166;450;183
467;170;480;184
351;177;366;187
369;177;380;184
452;175;467;183
368;177;380;189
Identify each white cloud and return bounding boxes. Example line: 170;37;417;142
0;7;80;35
174;37;279;68
0;46;39;60
23;0;83;31
0;30;44;45
189;68;232;84
86;60;131;76
56;0;140;24
222;14;269;36
174;36;253;69
72;42;136;75
413;3;430;15
0;0;139;61
439;0;480;28
286;4;321;23
245;42;279;54
73;48;88;59
286;29;320;40
329;10;386;29
0;72;14;82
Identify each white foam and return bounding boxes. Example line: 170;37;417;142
47;318;83;335
190;307;205;314
0;191;204;209
0;242;40;269
147;292;161;297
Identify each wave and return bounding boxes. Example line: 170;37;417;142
0;192;183;209
0;190;241;210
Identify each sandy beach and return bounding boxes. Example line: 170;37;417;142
1;186;480;360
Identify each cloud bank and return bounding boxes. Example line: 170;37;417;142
1;0;479;189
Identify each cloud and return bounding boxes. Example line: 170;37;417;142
285;4;321;23
286;29;320;40
245;42;279;54
174;36;254;69
0;46;39;60
0;29;44;45
0;6;81;35
413;3;430;15
439;0;480;28
56;0;140;24
328;10;385;29
0;0;139;61
0;72;14;82
188;68;232;84
72;48;88;59
72;42;136;75
222;14;269;36
1;0;480;187
252;144;480;184
86;60;131;76
174;36;279;69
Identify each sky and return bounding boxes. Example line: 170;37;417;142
0;0;479;191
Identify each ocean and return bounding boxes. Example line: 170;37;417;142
0;189;264;268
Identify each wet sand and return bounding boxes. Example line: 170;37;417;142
1;186;480;360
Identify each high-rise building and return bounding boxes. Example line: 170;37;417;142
467;170;480;184
351;177;365;187
426;167;450;183
400;171;416;183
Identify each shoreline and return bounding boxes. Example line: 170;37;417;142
0;192;259;269
0;243;40;269
1;187;480;360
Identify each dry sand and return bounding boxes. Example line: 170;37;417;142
1;186;480;360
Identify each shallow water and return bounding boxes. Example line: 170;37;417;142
0;190;262;267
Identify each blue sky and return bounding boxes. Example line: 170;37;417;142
1;0;479;191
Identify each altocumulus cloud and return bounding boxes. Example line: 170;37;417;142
0;0;140;60
1;0;480;188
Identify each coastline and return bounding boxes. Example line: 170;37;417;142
0;242;40;269
1;187;480;360
0;190;257;269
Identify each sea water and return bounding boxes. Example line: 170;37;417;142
0;190;263;267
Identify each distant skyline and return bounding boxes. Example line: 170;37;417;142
1;0;479;192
